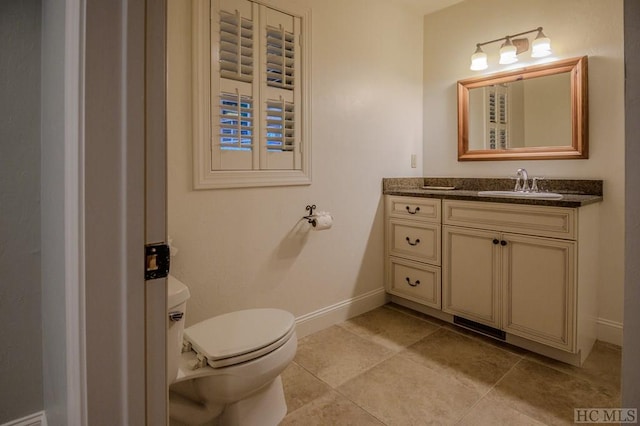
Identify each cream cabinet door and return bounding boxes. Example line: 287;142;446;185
501;233;576;352
442;225;501;328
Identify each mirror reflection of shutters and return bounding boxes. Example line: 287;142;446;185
484;84;509;150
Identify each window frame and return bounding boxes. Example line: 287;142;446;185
192;0;312;189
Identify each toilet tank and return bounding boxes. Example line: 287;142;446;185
167;275;191;383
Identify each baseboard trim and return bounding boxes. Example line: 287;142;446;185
597;317;623;346
1;411;47;426
295;288;389;338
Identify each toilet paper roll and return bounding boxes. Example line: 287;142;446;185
312;212;333;230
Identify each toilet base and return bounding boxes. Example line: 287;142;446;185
169;375;287;426
219;376;287;426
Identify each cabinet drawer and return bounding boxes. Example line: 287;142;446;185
387;257;441;309
387;219;441;265
386;196;441;223
443;200;576;240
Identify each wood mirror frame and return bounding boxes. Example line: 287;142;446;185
457;56;588;161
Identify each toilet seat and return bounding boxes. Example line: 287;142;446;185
184;308;296;369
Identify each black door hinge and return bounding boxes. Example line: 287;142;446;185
145;243;170;280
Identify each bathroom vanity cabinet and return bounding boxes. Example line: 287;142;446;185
385;196;442;309
384;194;600;365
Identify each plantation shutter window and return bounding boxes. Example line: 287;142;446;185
194;0;310;188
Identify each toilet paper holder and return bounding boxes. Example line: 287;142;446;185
303;204;333;229
303;204;318;225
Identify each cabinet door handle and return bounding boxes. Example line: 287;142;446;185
405;237;421;246
493;239;500;245
405;277;421;287
406;206;420;214
500;240;508;246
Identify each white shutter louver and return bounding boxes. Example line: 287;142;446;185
488;90;496;124
219;10;254;82
219;91;253;151
265;25;295;90
266;99;294;152
499;92;507;124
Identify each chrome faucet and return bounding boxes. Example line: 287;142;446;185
515;168;530;192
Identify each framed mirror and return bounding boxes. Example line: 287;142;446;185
457;56;588;161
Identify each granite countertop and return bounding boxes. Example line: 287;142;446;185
383;177;603;208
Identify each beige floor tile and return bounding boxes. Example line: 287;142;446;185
338;306;440;352
399;328;521;394
457;397;547;426
338;355;481;425
525;340;622;401
487;359;619;426
280;391;384;425
283;307;622;425
294;325;394;387
281;362;332;414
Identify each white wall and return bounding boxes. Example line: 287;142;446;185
423;0;625;344
0;0;43;422
168;0;423;331
523;74;572;147
41;0;70;424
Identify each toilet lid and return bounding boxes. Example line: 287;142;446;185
184;308;296;368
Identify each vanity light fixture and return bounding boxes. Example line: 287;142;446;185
470;27;552;71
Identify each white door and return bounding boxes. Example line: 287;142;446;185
145;0;169;423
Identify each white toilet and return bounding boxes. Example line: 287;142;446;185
167;275;297;426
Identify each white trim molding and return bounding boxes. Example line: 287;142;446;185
1;411;48;426
597;317;623;346
295;288;389;338
64;0;86;424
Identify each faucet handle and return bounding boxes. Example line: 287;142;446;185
531;177;545;192
511;176;522;192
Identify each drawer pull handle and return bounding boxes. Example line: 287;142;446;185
406;237;421;246
493;239;499;245
406;206;420;214
500;240;508;246
405;277;421;287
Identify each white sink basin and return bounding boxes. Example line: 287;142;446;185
478;190;563;200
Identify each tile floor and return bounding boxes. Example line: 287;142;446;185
280;304;621;425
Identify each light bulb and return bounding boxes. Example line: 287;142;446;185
470;45;488;71
499;38;518;65
531;29;552;58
